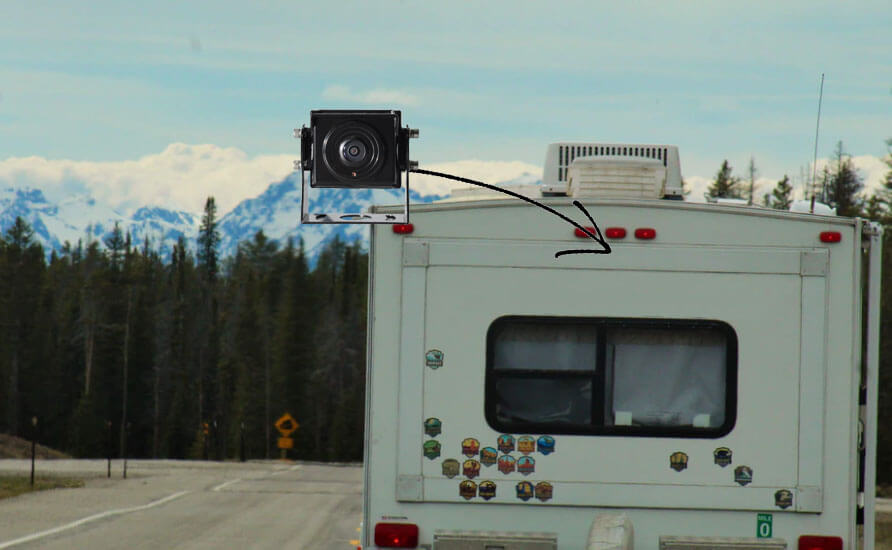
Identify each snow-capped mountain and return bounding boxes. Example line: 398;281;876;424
0;186;200;258
0;171;542;263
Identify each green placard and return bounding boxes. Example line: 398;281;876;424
757;513;773;538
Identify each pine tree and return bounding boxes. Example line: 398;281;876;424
706;160;742;199
770;175;794;210
824;141;863;217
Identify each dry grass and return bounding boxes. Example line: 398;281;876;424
0;433;69;459
0;475;84;500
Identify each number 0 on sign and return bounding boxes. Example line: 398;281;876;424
757;513;773;538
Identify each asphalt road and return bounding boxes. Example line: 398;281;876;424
0;459;362;550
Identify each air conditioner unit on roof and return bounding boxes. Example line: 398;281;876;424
542;142;683;199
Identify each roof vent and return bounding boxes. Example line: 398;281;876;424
542;142;683;199
567;157;666;199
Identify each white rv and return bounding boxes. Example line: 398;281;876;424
362;143;881;550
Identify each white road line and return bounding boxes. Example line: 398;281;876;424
289;465;301;471
211;478;242;492
0;490;190;549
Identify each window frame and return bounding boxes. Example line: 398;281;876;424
484;316;738;438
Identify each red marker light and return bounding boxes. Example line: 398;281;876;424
392;224;414;234
798;535;843;550
574;226;598;238
374;523;419;548
819;231;841;243
605;227;627;239
634;228;656;240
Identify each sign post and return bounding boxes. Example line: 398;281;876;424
274;413;299;460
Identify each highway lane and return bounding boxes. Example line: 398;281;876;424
0;460;362;549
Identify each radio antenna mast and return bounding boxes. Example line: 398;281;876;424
809;73;825;214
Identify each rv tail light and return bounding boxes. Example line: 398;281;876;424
374;523;419;548
798;535;843;550
634;228;656;240
819;231;841;243
605;227;627;239
392;223;414;235
574;226;599;238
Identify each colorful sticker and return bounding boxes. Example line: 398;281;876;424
517;456;535;476
535;482;554;502
735;465;753;486
517;436;536;454
463;459;481;479
670;451;688;472
441;458;460;478
497;434;515;454
461;438;480;457
425;349;444;369
714;447;732;467
424;418;442;437
423;440;441;460
516;481;534;501
775;489;793;509
478;480;496;501
537;435;555;455
459;480;477;500
498;455;516;474
480;447;498;466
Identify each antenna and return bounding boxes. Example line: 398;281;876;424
809;73;825;213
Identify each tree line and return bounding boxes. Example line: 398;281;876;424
0;197;366;462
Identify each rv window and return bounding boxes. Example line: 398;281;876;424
485;317;737;438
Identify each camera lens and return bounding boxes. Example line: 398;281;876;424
322;121;385;182
340;139;368;165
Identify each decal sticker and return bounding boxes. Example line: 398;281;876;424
517;436;536;454
516;481;534;501
478;480;496;501
459;480;477;500
461;438;480;457
756;513;773;538
425;349;444;369
498;455;516;474
441;459;460;478
480;446;498;466
775;489;793;510
463;459;481;479
517;456;535;476
734;465;753;486
537;435;555;455
714;447;732;467
535;481;554;502
423;440;441;460
497;434;515;454
670;451;688;472
424;418;442;437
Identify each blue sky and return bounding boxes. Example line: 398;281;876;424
0;1;889;211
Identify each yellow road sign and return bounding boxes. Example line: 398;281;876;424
274;413;299;436
277;437;294;449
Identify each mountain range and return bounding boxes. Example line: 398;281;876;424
0;172;541;262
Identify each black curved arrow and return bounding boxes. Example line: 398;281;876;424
410;169;611;258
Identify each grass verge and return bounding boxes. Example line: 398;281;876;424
0;475;84;500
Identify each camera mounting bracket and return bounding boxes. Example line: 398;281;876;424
297;124;411;225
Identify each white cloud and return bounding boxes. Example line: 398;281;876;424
411;160;543;197
0;144;295;215
321;84;420;106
